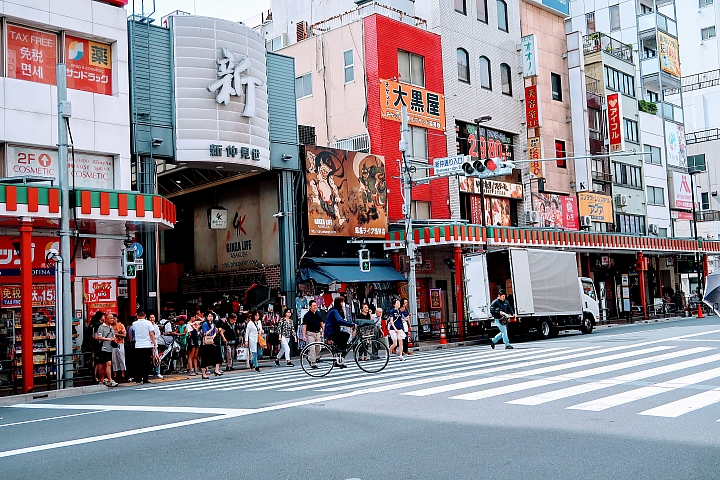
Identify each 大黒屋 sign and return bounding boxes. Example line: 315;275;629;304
380;79;445;131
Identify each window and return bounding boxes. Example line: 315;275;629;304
398;51;425;87
702;26;717;41
500;63;512;96
588;108;602;132
624;118;639;143
700;0;714;8
551;73;562;101
644;145;662;165
702;192;710;210
586;12;595;34
295;73;312;99
646;90;659;102
479;56;492;89
412;201;431;219
609;5;621;31
604;66;635;97
407;126;428;160
457;48;470;83
659;227;668;237
267;36;283;52
497;0;508;32
477;0;488;22
343;50;354;83
647;186;665;206
555;140;567;168
455;0;466;14
613;162;642;188
616;214;645;235
688;153;707;172
640;4;653;14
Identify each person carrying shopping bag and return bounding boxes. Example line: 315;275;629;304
245;313;261;371
275;308;297;367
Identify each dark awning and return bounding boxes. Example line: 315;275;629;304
298;257;406;284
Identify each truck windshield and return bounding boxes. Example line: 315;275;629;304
582;281;596;300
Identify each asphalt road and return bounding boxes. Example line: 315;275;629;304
1;316;720;480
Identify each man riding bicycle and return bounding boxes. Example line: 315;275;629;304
324;297;356;366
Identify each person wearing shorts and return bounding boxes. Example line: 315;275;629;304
387;299;406;360
95;313;118;387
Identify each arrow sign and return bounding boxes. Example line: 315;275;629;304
433;155;470;176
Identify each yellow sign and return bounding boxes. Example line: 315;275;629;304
379;79;445;131
528;137;542;178
578;192;613;223
658;31;681;78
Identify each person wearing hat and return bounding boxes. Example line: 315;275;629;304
489;288;514;349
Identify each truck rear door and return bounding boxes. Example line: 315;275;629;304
463;253;491;320
509;248;535;315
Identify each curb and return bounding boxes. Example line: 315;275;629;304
411;339;483;352
0;384;108;406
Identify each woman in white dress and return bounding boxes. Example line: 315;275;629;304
244;312;260;372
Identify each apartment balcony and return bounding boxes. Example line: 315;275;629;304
697;210;720;223
638;12;677;41
656;101;683;123
331;133;370;152
592;170;613;183
686;128;720;145
640;55;681;91
583;33;634;65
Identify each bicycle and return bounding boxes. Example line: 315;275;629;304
300;319;389;377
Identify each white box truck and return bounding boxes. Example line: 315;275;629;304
464;248;599;339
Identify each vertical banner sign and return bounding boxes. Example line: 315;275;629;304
521;35;538;78
607;93;624;153
6;25;57;85
525;85;541;128
66;35;113;95
528;136;543;178
658;31;681;78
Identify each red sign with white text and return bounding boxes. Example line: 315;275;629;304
525;85;541;128
607;93;624;153
84;278;118;317
66;35;112;95
562;196;579;230
6;25;57;85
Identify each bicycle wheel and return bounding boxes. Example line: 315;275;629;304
354;338;389;373
300;342;335;377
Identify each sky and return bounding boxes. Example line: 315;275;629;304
124;0;271;26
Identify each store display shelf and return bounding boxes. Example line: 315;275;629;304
12;323;56;328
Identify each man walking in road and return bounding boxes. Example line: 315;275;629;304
490;289;514;349
302;300;324;368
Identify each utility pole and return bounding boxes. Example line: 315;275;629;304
399;106;418;341
57;63;73;387
690;171;703;296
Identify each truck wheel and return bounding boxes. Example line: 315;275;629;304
580;315;594;334
538;320;553;339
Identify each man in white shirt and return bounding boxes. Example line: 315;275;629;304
131;311;156;385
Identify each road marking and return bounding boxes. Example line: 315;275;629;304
639;387;720;417
0;410;105;428
8;404;254;415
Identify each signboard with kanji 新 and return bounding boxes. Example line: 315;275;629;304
607;93;624;153
66;35;112;95
528;136;543;178
525;85;541;128
380;79;445;131
6;25;57;85
521;35;538;77
578;192;614;223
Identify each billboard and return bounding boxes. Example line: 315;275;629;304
578;192;613;223
532;193;579;230
670;172;695;211
665;121;687;168
521;35;538;77
607;93;624;153
305;146;388;238
658;31;681;78
379;79;445;131
66;35;112;95
460;178;523;199
6;25;57;86
83;278;118;316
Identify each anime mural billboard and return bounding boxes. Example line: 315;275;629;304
305;146;388;238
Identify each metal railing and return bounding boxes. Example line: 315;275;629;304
331;133;370;153
686;128;720;145
583;33;634;64
638;11;677;37
656;101;683;123
697;210;720;222
666;69;720;95
310;2;426;35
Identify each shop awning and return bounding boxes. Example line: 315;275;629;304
298;257;406;284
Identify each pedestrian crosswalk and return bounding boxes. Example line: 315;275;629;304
142;335;720;421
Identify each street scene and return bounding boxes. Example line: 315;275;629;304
2;0;720;478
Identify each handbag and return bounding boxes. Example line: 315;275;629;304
110;340;119;349
202;334;215;346
258;334;267;349
236;346;248;361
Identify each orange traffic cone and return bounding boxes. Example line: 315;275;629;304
439;326;448;345
698;304;704;318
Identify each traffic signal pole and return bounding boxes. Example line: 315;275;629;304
399;106;419;343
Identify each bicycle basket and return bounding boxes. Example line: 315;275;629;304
358;325;375;339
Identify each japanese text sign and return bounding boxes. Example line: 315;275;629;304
670;172;695;211
528;137;543;178
521;35;538;77
6;25;57;86
607;93;624;153
658;31;681;78
1;285;55;308
578;192;613;223
83;278;118;303
380;79;445;131
465;125;514;161
525;85;541;128
66;35;112;95
532;193;578;230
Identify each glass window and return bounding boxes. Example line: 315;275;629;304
644;145;662;165
343;50;354;83
659;227;668;237
457;49;470;83
479;56;491;89
267;36;283;52
613;163;642;188
295;73;312;99
477;0;488;22
551;73;562;101
700;0;714;7
616;214;645;234
702;26;717;40
648;186;665;206
646;90;659;102
688;153;707;173
455;0;466;14
609;5;621;31
407;126;428;160
624;118;639;143
604;66;635;97
582;281;597;300
497;0;508;32
555;140;567;168
412;201;431;219
702;192;710;210
586;12;595;34
398;51;425;87
500;63;512;96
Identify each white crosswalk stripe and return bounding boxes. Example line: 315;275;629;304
639;387;720;418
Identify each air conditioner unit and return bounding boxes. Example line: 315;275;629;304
649;224;659;236
525;211;540;224
580;216;593;228
615;194;628;207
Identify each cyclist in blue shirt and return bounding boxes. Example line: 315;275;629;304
324;297;355;361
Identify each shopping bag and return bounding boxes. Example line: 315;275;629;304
236;346;248;361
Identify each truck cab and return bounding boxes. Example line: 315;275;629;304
579;277;600;333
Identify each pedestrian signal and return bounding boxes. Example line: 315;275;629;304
121;248;137;279
359;249;371;273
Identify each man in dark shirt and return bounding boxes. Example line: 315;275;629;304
490;289;514;349
302;300;325;368
221;313;239;371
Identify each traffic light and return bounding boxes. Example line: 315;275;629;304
121;248;137;279
461;158;514;178
359;248;370;273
